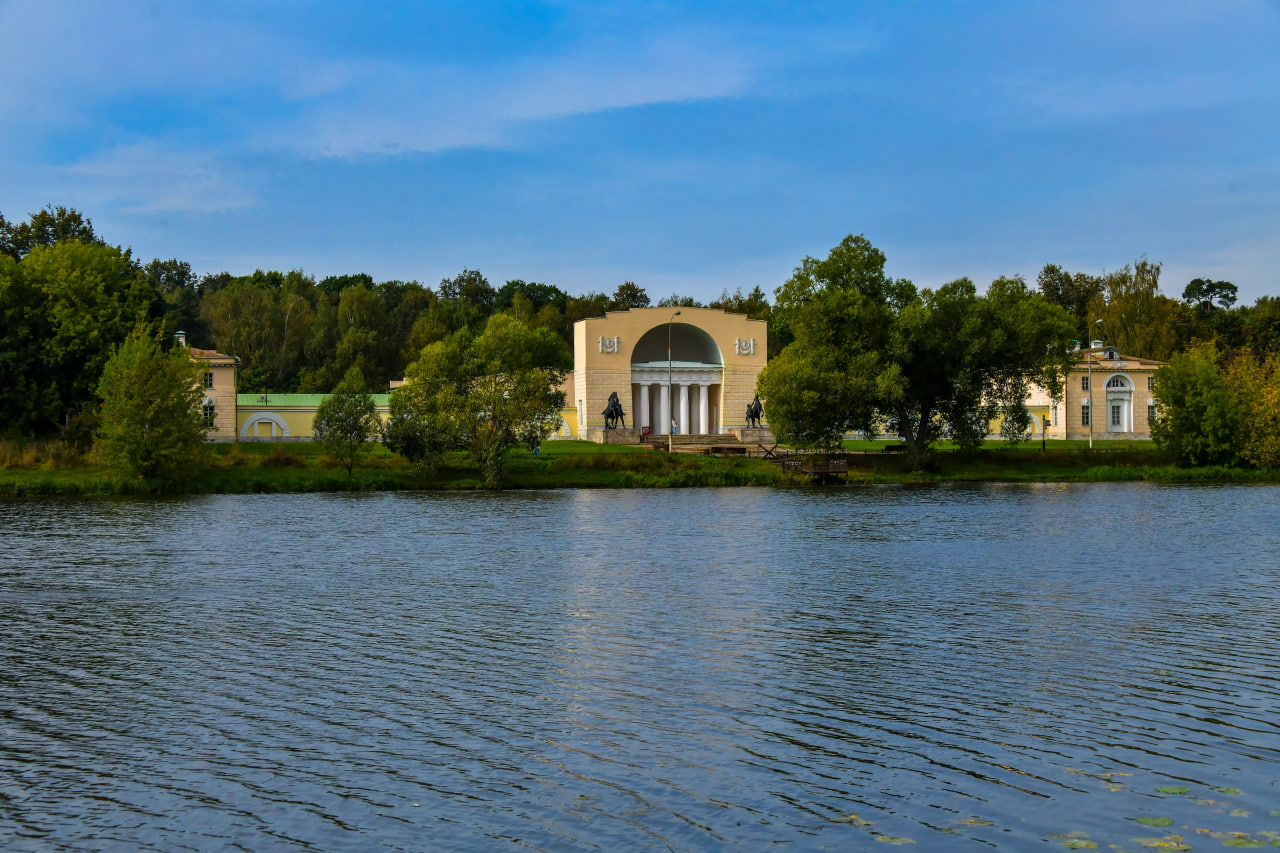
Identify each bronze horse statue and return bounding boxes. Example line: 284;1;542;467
603;391;626;429
745;394;764;428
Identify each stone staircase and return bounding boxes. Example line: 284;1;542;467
663;433;741;447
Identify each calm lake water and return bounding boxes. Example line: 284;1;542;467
3;484;1280;852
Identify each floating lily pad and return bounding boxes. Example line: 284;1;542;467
1135;817;1174;827
958;819;994;827
1223;840;1265;848
836;814;872;826
1218;787;1243;795
1230;809;1252;817
1155;786;1189;795
874;836;914;845
1272;809;1280;817
1060;840;1098;850
1133;836;1191;851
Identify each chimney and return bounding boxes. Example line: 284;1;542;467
175;331;187;348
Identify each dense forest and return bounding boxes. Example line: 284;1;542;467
2;204;1278;443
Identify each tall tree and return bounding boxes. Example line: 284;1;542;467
1182;278;1238;312
655;293;704;308
95;325;207;482
145;258;209;347
313;365;381;477
496;279;568;313
709;285;772;321
0;205;103;260
386;314;567;487
1151;342;1240;467
318;272;374;296
5;241;157;434
1037;263;1104;342
1086;258;1188;360
439;269;496;314
760;236;1075;462
611;281;650;309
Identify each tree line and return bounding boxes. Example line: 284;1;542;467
0;205;768;439
4;205;1278;472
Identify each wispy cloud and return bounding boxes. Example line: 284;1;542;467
66;143;257;214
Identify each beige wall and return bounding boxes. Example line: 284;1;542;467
194;355;238;442
569;307;767;439
1029;352;1163;440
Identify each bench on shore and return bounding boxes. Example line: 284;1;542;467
880;443;908;454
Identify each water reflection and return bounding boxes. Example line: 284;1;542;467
2;484;1280;851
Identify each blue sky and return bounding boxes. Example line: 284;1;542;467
2;1;1277;303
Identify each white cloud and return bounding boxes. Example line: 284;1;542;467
66;144;257;214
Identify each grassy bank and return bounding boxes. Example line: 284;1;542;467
1;440;1276;497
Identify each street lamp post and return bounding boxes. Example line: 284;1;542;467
1088;319;1102;450
668;310;681;453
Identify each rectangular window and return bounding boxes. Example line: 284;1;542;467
202;401;216;428
1147;376;1154;391
1081;376;1090;391
1148;403;1156;423
1051;404;1058;427
1111;404;1121;427
1081;404;1090;426
204;372;214;389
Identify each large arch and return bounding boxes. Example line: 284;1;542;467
239;412;291;438
631;323;723;366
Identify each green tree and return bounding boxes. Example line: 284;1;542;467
760;236;1075;463
1151;342;1241;467
1;205;103;260
1182;278;1238;311
201;270;317;392
709;285;772;321
611;281;650;309
496;279;568;313
5;240;158;434
1037;263;1103;342
1086;258;1188;360
1225;350;1280;469
318;272;374;296
387;314;567;487
95;326;207;482
313;366;381;476
566;291;612;324
1242;296;1280;355
655;293;704;308
145;258;210;347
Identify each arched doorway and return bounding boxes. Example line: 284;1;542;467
1103;374;1133;433
630;323;724;435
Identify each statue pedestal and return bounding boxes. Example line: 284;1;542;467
731;427;776;444
590;427;640;444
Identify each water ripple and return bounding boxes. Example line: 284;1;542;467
3;484;1280;851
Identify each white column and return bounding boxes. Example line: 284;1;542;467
698;383;709;435
639;383;650;431
679;383;690;435
658;384;670;435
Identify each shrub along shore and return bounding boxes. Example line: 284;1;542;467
1;440;1276;498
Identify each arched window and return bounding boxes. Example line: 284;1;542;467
1106;376;1128;389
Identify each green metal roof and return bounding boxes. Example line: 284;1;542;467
237;393;391;407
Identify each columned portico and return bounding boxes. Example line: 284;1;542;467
632;365;723;435
569;307;768;442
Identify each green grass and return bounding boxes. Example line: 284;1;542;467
2;439;1276;497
